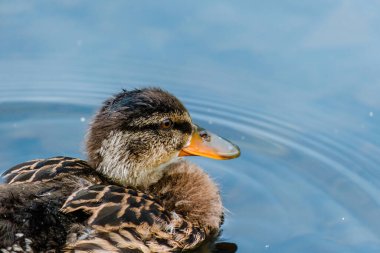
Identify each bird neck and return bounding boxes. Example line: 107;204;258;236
95;160;165;190
94;144;180;190
148;160;223;233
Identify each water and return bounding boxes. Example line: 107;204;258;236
1;1;380;252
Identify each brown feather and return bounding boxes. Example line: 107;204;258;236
149;160;223;234
61;160;222;252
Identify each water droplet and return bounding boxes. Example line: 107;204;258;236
80;117;86;122
265;244;270;249
369;111;374;117
341;217;345;221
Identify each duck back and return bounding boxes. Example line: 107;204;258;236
0;157;103;252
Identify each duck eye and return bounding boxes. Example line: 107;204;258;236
160;119;173;130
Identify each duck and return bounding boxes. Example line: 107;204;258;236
0;87;240;253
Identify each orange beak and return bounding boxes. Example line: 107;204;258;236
179;125;240;160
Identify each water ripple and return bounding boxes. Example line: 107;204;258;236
1;68;380;251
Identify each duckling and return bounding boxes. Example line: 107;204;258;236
0;88;240;253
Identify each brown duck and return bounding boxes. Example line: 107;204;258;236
0;88;240;253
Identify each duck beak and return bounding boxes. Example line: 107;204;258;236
179;125;241;160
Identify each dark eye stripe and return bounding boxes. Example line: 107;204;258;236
122;121;192;134
173;121;192;134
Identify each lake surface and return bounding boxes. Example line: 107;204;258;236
1;1;380;252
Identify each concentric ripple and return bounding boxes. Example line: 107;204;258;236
183;92;380;252
1;59;380;253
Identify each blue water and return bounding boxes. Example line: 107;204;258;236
1;1;380;252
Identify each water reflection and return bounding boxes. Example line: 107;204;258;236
1;1;380;252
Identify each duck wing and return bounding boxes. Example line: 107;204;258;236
0;156;103;252
62;184;208;253
2;156;100;185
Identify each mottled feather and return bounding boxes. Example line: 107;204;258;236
0;157;105;251
62;184;208;252
2;156;101;185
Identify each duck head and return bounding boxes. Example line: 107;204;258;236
86;88;240;189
